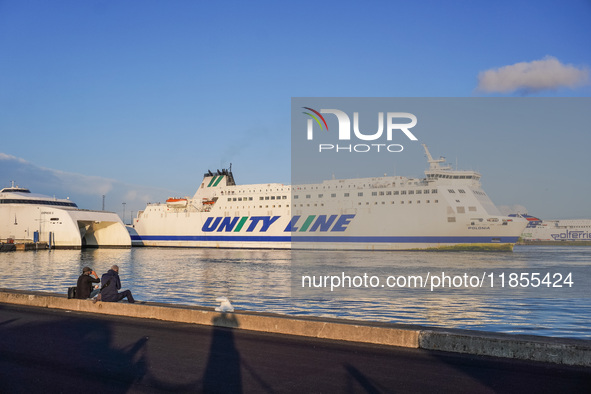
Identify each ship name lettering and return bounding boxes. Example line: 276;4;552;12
202;216;280;232
551;230;590;240
200;215;356;233
284;214;355;232
246;216;280;232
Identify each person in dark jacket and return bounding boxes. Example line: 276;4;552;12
76;266;100;299
100;265;135;303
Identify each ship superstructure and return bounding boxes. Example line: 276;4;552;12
130;146;527;250
0;183;131;248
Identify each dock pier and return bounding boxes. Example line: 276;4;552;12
1;288;590;392
0;242;48;252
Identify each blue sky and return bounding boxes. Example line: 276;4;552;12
1;0;590;220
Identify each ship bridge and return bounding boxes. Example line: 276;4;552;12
422;144;481;185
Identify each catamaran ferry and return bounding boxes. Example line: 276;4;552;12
0;183;131;248
130;145;527;250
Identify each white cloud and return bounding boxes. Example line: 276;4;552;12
0;153;28;164
0;152;178;216
477;56;589;94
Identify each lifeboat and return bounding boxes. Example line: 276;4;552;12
202;198;216;205
166;198;188;208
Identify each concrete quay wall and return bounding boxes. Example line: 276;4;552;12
1;288;590;367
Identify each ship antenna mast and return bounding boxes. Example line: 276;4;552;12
422;144;449;170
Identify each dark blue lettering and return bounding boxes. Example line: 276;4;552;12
246;217;265;232
284;216;301;232
260;216;280;231
309;215;338;232
246;216;280;232
217;217;239;232
331;214;355;232
202;217;222;232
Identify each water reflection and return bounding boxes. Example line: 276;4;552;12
0;246;590;338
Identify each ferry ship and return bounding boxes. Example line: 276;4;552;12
514;214;591;242
0;183;131;248
130;145;527;250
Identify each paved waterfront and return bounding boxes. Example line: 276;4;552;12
0;303;590;393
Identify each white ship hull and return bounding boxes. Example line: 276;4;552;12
131;146;527;251
1;185;131;249
519;217;591;242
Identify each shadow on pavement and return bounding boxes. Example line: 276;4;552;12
202;312;242;393
0;306;148;392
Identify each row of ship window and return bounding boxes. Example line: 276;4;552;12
427;174;476;179
227;196;288;202
223;189;460;202
297;184;422;189
218;188;481;204
221;189;479;200
224;199;442;210
221;190;288;195
0;199;78;207
295;200;440;207
224;205;288;210
294;189;439;199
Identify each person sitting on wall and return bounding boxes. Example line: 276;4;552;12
100;265;135;303
76;266;100;299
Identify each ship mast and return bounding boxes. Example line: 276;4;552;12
422;144;450;170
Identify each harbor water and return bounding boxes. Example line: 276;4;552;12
0;245;590;339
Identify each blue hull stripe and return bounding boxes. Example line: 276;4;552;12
131;235;519;243
132;235;291;242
